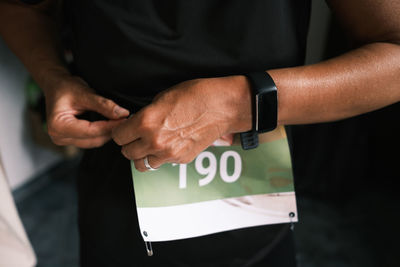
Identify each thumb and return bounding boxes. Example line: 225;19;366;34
84;94;130;119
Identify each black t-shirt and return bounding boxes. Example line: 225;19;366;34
66;1;311;266
67;0;310;98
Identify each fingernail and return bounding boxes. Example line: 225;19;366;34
114;106;130;117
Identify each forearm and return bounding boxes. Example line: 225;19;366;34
269;41;400;125
0;1;68;94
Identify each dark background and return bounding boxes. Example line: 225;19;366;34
7;1;400;267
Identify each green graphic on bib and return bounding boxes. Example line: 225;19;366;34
132;137;293;208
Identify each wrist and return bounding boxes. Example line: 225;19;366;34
214;75;253;134
35;66;71;97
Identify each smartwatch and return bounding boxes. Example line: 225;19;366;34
240;72;278;150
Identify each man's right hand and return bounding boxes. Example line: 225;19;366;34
45;76;130;148
0;1;129;148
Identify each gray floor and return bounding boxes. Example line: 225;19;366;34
14;157;399;267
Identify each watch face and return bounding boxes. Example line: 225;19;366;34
257;90;277;133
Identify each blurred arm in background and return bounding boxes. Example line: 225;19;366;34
0;156;36;267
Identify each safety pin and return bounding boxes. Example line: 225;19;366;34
289;212;295;231
143;231;153;256
145;241;153;256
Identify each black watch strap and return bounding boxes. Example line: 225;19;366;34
240;131;259;150
240;71;278;150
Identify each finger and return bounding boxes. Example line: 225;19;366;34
83;93;130;120
50;115;126;139
133;155;164;172
120;139;149;161
52;135;111;149
112;115;142;146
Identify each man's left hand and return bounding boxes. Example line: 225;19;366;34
112;76;251;172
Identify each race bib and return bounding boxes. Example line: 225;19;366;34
131;126;297;242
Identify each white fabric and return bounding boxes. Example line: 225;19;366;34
0;158;36;267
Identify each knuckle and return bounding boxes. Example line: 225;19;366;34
47;128;59;139
96;96;116;110
122;146;140;160
97;96;110;106
121;147;133;160
46;123;59;138
113;135;123;146
138;118;152;132
133;161;146;173
141;108;153;120
111;127;123;146
164;147;177;159
138;110;156;129
47;128;57;138
150;135;164;151
137;110;147;122
51;137;65;146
